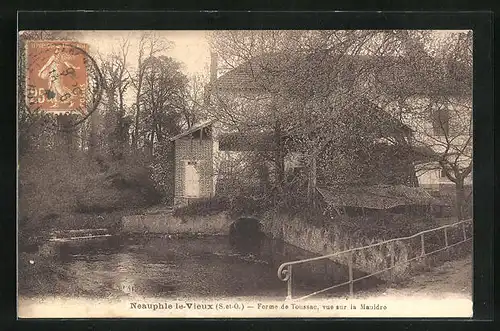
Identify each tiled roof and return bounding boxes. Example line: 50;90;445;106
208;53;471;97
169;119;215;141
209;53;289;92
317;184;444;210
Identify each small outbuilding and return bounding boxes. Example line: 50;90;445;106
170;120;217;207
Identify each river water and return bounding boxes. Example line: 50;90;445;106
19;234;382;300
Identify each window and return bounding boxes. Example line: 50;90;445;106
440;168;447;178
431;108;450;136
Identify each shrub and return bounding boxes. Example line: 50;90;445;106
18;150;95;222
18;149;163;236
150;141;175;204
75;162;163;213
173;196;230;217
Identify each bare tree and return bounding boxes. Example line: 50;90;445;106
128;33;171;150
141;55;188;156
181;73;209;129
390;31;473;219
99;39;131;160
207;30;418;206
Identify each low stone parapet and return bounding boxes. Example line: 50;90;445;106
122;211;232;235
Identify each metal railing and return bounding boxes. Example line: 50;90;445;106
277;219;473;301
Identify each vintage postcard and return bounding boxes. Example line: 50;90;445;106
17;29;473;318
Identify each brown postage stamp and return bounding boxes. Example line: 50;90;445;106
17;29;473;319
25;41;89;114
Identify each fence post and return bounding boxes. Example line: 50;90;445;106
348;252;354;297
462;223;467;241
389;242;395;283
444;227;449;247
286;265;293;300
444;227;450;259
420;233;425;257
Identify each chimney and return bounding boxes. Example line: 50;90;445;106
210;52;218;83
205;52;218;106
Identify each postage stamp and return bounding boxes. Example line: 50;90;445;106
24;40;100;116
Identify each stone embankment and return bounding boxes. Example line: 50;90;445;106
121;207;470;283
122;208;232;235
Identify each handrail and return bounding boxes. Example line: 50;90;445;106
277;218;473;300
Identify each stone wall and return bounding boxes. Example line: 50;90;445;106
122;211;231;235
260;212;414;281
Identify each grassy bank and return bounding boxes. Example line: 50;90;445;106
360;253;472;299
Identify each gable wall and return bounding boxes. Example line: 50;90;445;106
174;138;214;206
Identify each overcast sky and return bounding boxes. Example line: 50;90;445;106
75;30;211;79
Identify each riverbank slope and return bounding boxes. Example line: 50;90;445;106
361;254;472;299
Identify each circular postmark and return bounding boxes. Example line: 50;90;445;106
23;40;103;128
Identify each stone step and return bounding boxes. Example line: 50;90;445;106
144;205;174;215
49;234;112;242
49;228;111;241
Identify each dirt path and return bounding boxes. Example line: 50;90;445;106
361;254;472;299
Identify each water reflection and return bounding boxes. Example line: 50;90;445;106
19;235;383;299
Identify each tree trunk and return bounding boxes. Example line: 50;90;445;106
258;162;270;195
149;131;154;157
115;110;126;160
57;114;77;158
455;179;466;220
307;154;317;205
117;96;125;157
408;161;419;187
89;109;98;156
133;103;140;150
274;120;285;189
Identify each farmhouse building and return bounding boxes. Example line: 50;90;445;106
172;50;471;213
204;52;472;195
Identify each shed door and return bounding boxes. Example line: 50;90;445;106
184;161;200;197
